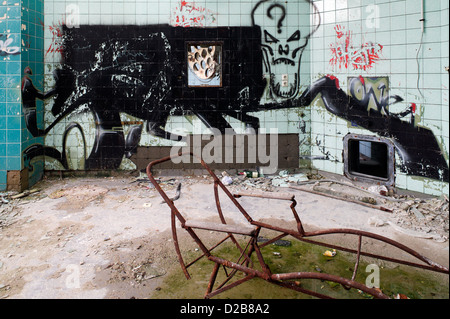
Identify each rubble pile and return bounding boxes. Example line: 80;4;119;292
388;196;449;242
227;175;274;192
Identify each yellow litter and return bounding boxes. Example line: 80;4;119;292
323;249;336;257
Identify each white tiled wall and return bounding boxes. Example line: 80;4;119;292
308;0;449;196
41;0;448;195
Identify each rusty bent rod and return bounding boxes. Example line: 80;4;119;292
146;152;449;299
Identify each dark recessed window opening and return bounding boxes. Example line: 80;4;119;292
344;134;395;186
348;139;388;179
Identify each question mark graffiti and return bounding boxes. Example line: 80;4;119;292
267;4;286;34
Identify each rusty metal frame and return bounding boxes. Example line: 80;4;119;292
146;152;449;299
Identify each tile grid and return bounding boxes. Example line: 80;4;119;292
33;0;450;195
1;1;23;189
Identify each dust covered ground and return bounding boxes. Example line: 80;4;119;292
0;170;448;299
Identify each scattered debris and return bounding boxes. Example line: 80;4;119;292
48;185;108;201
306;172;324;180
273;239;292;247
312;183;379;205
367;185;388;196
1;169;447;245
103;237;170;287
105;260;166;284
8;189;40;200
289;184;393;213
294;179;448;242
132;263;165;282
0;204;19;229
275;173;448;242
410;206;425;220
386;221;438;240
368;216;386;227
388;197;449;242
140;170;447;243
160;183;181;204
238;171;261;178
297;179;403;203
227;175;273;192
323;249;337;257
271;172;309;188
0;283;10;297
257;237;292;247
0;194;9;204
221;176;233;186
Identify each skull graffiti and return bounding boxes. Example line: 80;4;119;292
252;0;320;100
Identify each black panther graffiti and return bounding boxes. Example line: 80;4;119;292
23;25;266;170
22;0;448;183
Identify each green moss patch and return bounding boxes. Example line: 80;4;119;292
151;236;449;299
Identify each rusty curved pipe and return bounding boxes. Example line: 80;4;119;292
271;272;389;299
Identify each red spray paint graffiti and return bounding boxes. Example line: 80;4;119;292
170;1;217;27
330;25;383;71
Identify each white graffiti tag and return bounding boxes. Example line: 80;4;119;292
0;36;20;56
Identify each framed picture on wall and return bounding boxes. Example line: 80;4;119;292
186;42;222;87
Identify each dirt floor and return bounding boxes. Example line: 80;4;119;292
0;170;448;299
